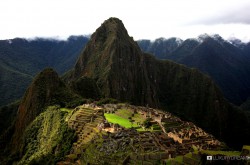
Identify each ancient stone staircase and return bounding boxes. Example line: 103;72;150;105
67;106;104;154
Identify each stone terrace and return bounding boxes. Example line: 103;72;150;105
67;105;104;154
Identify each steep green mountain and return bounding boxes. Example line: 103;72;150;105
64;18;158;107
65;17;249;149
0;36;88;107
139;35;250;105
7;68;79;154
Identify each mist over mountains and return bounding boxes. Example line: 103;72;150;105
0;17;250;164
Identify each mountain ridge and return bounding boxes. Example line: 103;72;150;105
0;36;88;106
138;34;250;105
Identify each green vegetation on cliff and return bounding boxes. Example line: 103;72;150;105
11;68;80;154
16;106;75;165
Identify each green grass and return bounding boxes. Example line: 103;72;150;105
165;156;183;164
60;108;71;112
243;145;250;150
201;150;241;156
104;113;138;128
174;156;183;163
136;128;146;132
105;109;161;132
185;152;193;158
152;124;161;130
192;145;198;151
115;109;133;119
132;113;145;123
115;109;145;123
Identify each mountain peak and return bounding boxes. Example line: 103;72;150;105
103;17;124;25
197;33;225;44
70;17;142;79
66;17;157;106
91;17;129;43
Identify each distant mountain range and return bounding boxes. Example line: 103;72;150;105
1;30;250;109
138;35;250;106
0;36;88;106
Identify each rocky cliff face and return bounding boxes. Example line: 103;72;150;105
65;18;249;149
11;68;78;152
65;18;158;106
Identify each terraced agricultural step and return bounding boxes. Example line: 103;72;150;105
84;123;96;128
77;115;92;118
85;123;97;128
77;115;91;118
78;109;94;113
79;109;96;113
94;117;103;122
76;124;86;128
68;107;103;154
76;124;86;129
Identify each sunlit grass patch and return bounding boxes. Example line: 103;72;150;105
104;113;138;128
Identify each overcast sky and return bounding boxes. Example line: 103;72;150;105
0;0;250;42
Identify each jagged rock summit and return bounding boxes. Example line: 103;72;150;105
66;17;158;106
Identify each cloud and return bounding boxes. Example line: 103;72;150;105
0;0;250;42
190;5;250;25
